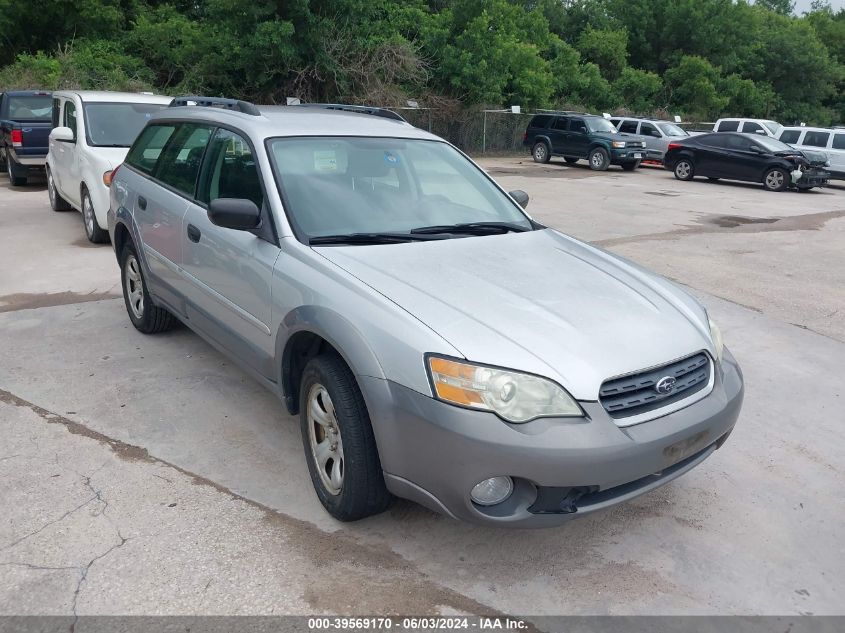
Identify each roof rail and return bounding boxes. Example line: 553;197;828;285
169;96;261;116
295;103;407;122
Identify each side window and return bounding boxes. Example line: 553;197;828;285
529;115;551;129
779;130;801;144
610;119;620;128
198;128;263;210
619;120;638;134
803;131;830;147
833;134;845;150
640;122;660;137
153;123;213;196
726;135;754;151
717;120;739;132
52;98;61;128
552;117;568;131
702;134;729;148
570;119;588;134
63;102;77;141
125;124;176;175
741;121;764;134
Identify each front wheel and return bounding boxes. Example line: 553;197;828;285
763;167;788;192
674;159;694;181
5;149;26;186
82;189;109;243
120;241;176;334
588;148;609;171
532;142;550;164
299;354;391;521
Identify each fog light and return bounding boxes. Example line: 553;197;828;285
470;476;513;506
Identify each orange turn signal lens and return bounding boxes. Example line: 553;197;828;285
428;357;485;407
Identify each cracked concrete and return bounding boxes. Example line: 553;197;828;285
1;161;844;616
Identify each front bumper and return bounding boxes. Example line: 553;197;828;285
610;147;646;163
796;168;830;187
362;349;743;527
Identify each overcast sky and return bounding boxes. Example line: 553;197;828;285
793;0;845;13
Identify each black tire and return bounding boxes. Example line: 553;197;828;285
588;147;610;171
564;157;579;164
674;158;695;181
299;354;391;521
796;186;813;193
621;161;640;171
47;168;71;211
763;167;789;192
81;188;109;243
5;149;27;186
120;241;175;334
531;141;550;164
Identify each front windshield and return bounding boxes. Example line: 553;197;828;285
83;102;166;147
762;121;782;135
754;136;794;152
268;137;532;239
588;118;617;133
658;122;688;137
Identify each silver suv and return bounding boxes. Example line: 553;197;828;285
610;117;690;162
108;97;744;526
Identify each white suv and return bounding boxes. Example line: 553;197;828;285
47;91;171;243
713;118;783;138
778;126;845;181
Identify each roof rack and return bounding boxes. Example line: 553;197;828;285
169;96;261;116
534;109;592;116
294;103;407;122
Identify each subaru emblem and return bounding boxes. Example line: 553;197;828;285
655;376;677;395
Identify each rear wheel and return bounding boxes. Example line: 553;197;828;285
588;147;610;171
5;149;26;186
674;159;694;181
299;354;391;521
47;168;71;211
564;157;579;164
763;167;788;192
82;188;109;243
120;241;176;334
532;142;550;164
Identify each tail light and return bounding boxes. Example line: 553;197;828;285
103;164;122;187
667;142;682;151
10;129;22;148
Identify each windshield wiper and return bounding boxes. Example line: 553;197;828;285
409;222;531;235
309;232;441;246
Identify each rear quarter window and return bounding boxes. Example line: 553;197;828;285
779;130;801;144
803;131;830;147
125;124;177;175
833;134;845;150
529;115;551;129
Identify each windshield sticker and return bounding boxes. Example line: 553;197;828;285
314;150;338;172
384;151;399;165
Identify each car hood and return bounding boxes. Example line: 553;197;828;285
598;131;646;144
316;229;715;400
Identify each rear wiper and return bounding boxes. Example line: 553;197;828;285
309;232;440;246
409;222;531;235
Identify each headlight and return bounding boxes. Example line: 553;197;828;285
708;316;724;362
612;141;626;148
426;356;582;423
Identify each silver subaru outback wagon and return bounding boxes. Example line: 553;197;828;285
107;97;744;527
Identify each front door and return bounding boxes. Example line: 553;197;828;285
548;116;570;154
567;118;591;158
181;127;280;379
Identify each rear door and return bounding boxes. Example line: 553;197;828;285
638;121;665;156
128;122;212;307
829;132;845;177
181;127;280;379
694;134;731;176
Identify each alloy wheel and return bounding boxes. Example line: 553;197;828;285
676;161;691;179
534;145;547;161
591;152;604;168
83;194;95;238
124;254;144;320
306;383;344;496
765;170;785;190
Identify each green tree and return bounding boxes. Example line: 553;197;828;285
576;26;628;80
613;67;663;114
664;55;728;119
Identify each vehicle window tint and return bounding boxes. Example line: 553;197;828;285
803;131;830;147
610;119;620;127
726;135;755;151
198;128;263;209
8;95;52;120
52;98;61;128
552;118;568;131
125;124;177;175
153;123;213;196
779;130;801;144
570;119;588;134
701;134;728;148
63;102;77;141
640;122;660;137
717;120;739;132
833;134;845;150
741;122;764;134
529;115;551;128
618;120;638;134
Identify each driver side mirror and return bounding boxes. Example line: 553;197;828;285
208;198;261;230
509;190;529;209
50;126;75;143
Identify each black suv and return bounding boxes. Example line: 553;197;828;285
523;113;646;171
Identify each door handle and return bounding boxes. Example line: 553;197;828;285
137;196;147;210
187;224;201;243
